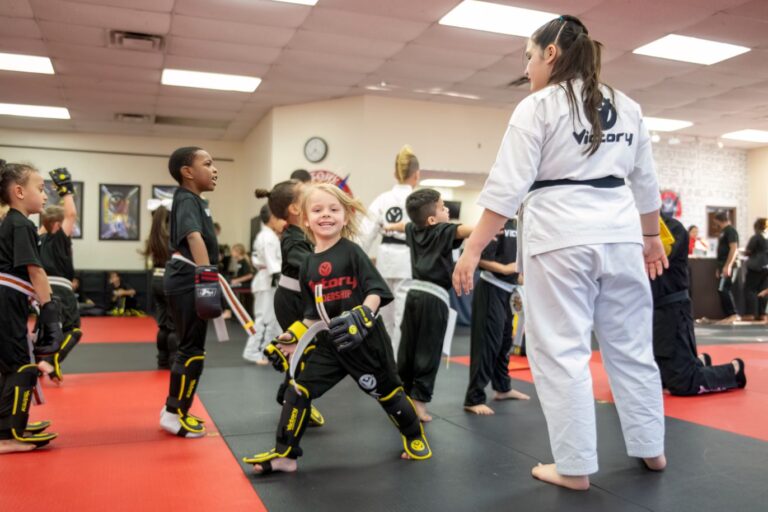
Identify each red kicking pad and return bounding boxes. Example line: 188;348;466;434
80;316;159;343
0;371;266;511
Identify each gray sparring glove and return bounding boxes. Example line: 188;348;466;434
329;305;375;352
194;265;222;319
49;167;75;196
35;300;65;356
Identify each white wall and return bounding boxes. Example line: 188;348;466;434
0;129;247;270
748;146;768;227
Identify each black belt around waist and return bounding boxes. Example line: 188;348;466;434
529;176;625;192
654;290;689;309
382;236;407;245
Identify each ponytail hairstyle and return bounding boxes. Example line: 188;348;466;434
0;159;37;206
255;180;300;221
395;145;420;183
142;205;171;267
168;146;203;184
531;15;612;156
299;183;366;244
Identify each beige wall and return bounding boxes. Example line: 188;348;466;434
748;147;768;225
0;129;247;270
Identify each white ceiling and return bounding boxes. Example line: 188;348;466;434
0;0;767;145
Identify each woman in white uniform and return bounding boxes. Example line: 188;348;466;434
360;146;419;343
453;15;667;491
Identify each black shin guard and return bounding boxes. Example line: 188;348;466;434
166;355;205;414
379;387;432;460
0;365;57;447
45;328;82;380
243;383;311;464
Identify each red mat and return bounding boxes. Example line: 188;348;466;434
451;344;768;442
0;371;266;512
79;316;159;343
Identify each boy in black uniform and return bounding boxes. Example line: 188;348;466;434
160;147;219;438
714;211;740;323
244;184;431;475
255;181;324;427
397;188;473;422
107;271;140;316
464;218;530;415
652;214;746;395
39;168;82;381
0;161;63;453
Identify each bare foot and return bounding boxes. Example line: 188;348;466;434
256;359;270;366
494;389;531;401
715;314;740;325
253;457;297;474
464;404;495;415
531;463;590;490
412;400;432;422
643;455;667;471
401;451;411;460
732;359;741;373
0;439;37;454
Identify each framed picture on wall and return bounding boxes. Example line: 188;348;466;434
706;206;737;238
152;185;177;201
43;180;84;239
98;184;141;241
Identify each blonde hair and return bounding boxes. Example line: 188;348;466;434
231;243;247;255
395;145;419;183
42;205;64;232
300;183;366;243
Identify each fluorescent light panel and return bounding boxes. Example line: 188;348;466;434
420;179;466;188
0;103;70;119
0;52;54;74
633;34;750;65
644;117;692;132
270;0;317;4
721;129;768;143
161;69;261;93
439;1;557;37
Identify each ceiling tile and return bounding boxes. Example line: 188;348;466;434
681;13;768;49
302;7;429;42
724;0;768;21
711;49;768;79
287;30;405;59
46;42;164;68
0;0;33;18
391;44;505;69
174;0;311;27
413;24;524;55
53;59;160;81
376;60;477;83
0;36;48;54
0;16;41;38
262;64;366;88
38;21;105;46
58;75;160;95
163;54;270;77
167;36;282;65
60;0;174;13
170;15;296;48
29;0;171;34
314;0;458;22
156;94;245;113
276;49;384;74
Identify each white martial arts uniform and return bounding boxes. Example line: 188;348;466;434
478;79;664;475
360;184;413;342
243;225;282;362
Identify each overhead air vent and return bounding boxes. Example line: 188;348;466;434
109;30;165;52
154;116;230;130
507;76;530;88
114;113;154;124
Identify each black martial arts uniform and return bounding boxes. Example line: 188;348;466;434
0;209;43;440
151;262;176;369
464;219;518;407
40;229;79;331
398;222;463;403
652;217;739;395
274;225;312;330
716;224;739;317
744;232;768;318
163;187;218;415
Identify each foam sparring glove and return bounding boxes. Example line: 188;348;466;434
329;305;375;352
35;300;64;356
49;167;75;196
263;322;307;373
194;265;222;319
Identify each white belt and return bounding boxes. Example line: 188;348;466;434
153;268;165;277
0;272;39;301
406;279;450;306
0;273;45;405
393;279;458;361
278;274;301;292
171;253;257;342
48;276;73;291
479;271;516;293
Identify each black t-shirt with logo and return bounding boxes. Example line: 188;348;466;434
651;217;689;300
406;222;463;290
40;229;74;280
164;187;218;295
0;208;42;282
300;237;392;320
281;224;313;280
481;218;518;285
717;225;739;264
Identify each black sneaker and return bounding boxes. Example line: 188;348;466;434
733;358;747;388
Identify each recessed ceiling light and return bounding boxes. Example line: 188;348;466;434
0;52;54;74
721;129;768;143
651;133;661;143
0;103;70;119
270;0;318;5
420;179;466;188
633;34;750;65
161;69;261;93
644;117;692;132
667;137;681;145
439;1;557;37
